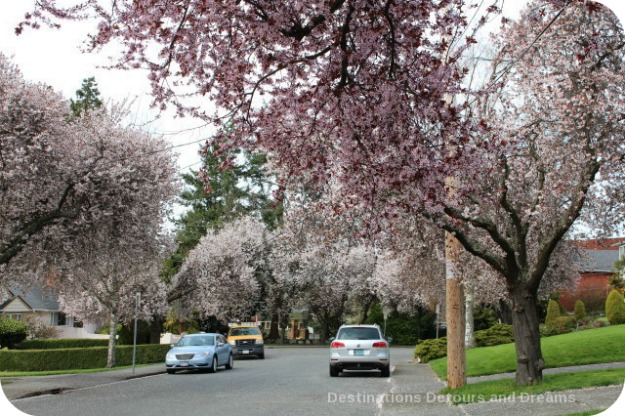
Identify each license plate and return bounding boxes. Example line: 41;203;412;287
243;350;250;354
354;349;365;356
180;361;189;367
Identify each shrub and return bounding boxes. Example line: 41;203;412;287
0;318;29;349
364;303;420;345
118;320;152;345
473;307;498;331
474;323;514;347
574;300;587;323
545;299;561;329
23;315;60;340
95;323;122;335
414;337;447;363
18;338;109;349
0;344;170;371
542;316;576;336
606;289;625;325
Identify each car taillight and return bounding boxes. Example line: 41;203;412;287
372;342;387;348
331;341;345;348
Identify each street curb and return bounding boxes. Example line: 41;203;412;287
3;368;166;400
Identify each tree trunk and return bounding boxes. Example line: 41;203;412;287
359;297;373;324
149;315;163;344
497;299;513;324
319;313;330;343
269;310;280;340
107;311;119;368
510;285;544;386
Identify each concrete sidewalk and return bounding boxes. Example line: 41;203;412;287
379;361;624;415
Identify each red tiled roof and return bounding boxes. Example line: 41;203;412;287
573;238;625;251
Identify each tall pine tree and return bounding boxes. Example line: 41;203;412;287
162;139;281;282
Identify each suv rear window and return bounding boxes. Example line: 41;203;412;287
337;327;381;340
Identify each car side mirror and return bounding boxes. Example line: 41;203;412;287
386;337;393;343
328;337;335;342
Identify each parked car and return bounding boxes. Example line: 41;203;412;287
227;325;265;359
329;324;391;377
165;333;233;374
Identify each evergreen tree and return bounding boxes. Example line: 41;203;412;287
162;140;282;282
70;77;103;116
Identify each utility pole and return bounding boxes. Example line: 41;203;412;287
445;186;466;389
132;292;141;375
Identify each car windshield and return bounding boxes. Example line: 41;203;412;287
176;335;215;347
229;327;261;336
337;327;381;340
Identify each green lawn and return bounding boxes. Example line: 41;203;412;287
0;363;156;378
439;368;625;404
430;324;625;380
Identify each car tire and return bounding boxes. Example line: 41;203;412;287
209;357;218;373
225;354;233;370
258;353;265;359
329;365;339;377
380;365;390;377
166;369;176;374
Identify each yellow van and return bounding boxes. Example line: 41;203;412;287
227;324;265;359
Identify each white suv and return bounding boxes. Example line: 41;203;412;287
329;324;391;377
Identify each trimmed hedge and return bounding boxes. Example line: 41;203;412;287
19;338;110;350
0;344;170;371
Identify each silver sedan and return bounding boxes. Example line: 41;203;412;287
165;333;233;374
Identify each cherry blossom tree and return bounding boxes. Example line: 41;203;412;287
41;106;180;367
177;216;266;322
0;54;97;272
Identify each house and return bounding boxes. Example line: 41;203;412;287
0;284;106;339
559;238;625;312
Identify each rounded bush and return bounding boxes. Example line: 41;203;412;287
474;323;514;347
574;300;587;322
414;337;447;363
545;299;561;329
606;289;625;325
0;318;28;349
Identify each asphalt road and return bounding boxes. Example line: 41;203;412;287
8;347;418;416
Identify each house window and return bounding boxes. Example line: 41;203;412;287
620;245;625;260
4;313;22;321
51;312;68;326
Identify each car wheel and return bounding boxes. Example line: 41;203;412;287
209;357;218;373
225;354;233;370
166;369;176;374
329;365;339;377
380;365;390;377
258;353;265;359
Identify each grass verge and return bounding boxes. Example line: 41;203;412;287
429;325;625;379
439;368;625;405
0;363;158;378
